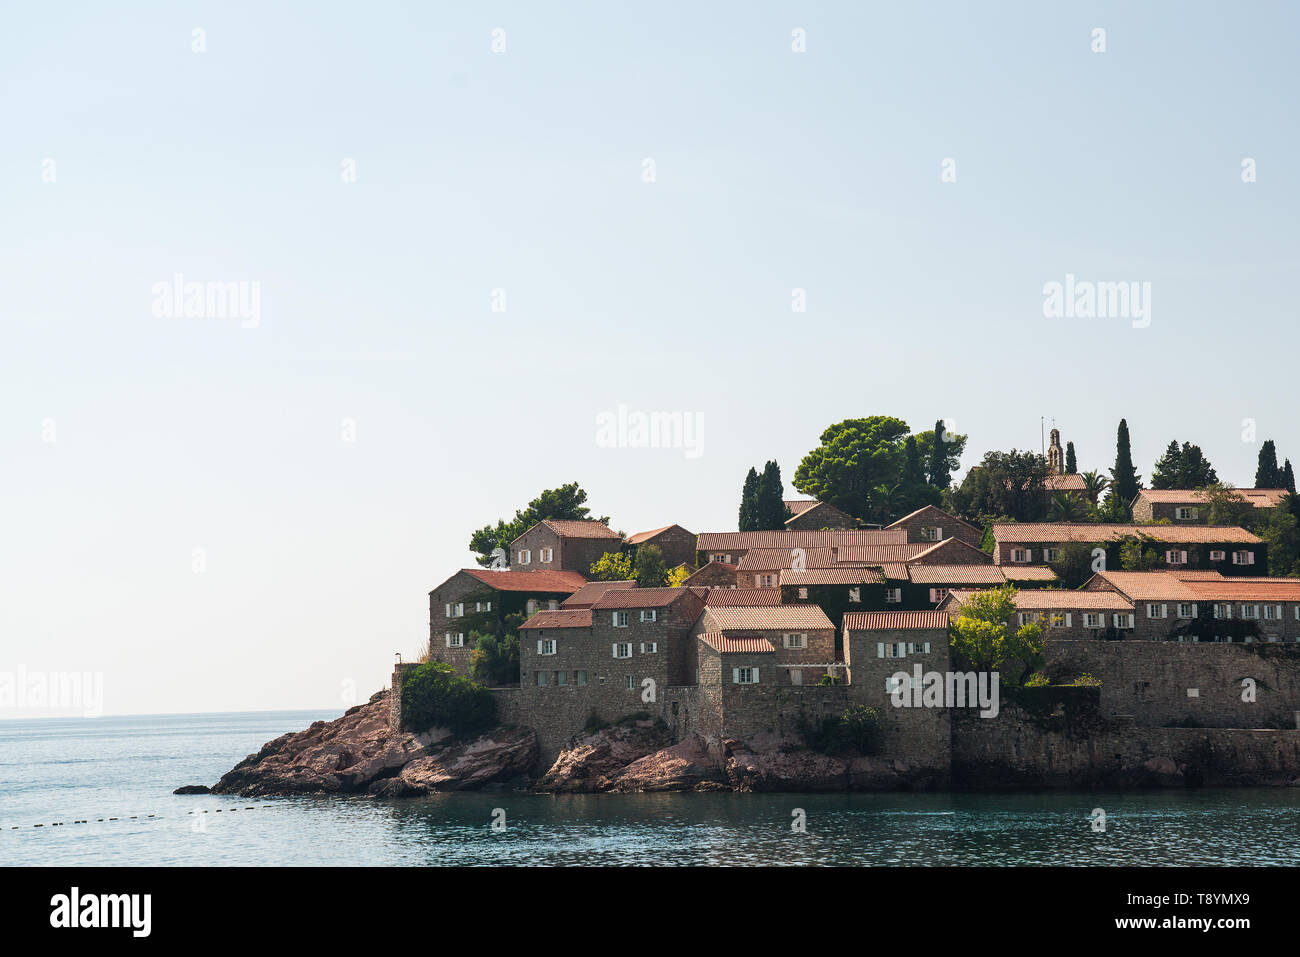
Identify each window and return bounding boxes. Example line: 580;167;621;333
1241;604;1259;619
445;632;465;648
446;603;464;618
709;553;732;564
639;642;658;654
884;588;902;604
537;639;556;656
1213;603;1232;619
798;587;808;599
929;588;949;604
1018;612;1040;626
920;526;940;542
1049;613;1071;628
755;574;775;587
908;642;931;654
1042;548;1059;563
526;600;537;614
1011;548;1032;563
540;547;553;563
783;633;807;649
877;642;905;659
1233;551;1255;565
612;642;632;659
1083;613;1101;628
625;675;636;690
535;671;547;687
1113;613;1134;629
1176;507;1198;520
1177;603;1197;619
1210;550;1225;561
555;670;568;686
733;668;759;684
518;549;531;565
1165;550;1188;565
1146;603;1167;619
575;671;587;686
1264;604;1281;621
640;610;657;622
475;601;492;612
612;611;629;628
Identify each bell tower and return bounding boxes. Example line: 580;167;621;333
1047;428;1064;475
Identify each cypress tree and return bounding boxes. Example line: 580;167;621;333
1065;441;1077;474
738;467;760;532
1284;459;1296;494
755;460;790;530
928;419;952;489
1110;418;1141;513
1256;440;1280;488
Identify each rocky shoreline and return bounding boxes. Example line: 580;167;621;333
179;689;1300;797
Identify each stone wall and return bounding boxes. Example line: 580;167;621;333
1046;639;1300;728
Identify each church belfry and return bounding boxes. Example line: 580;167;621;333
1047;428;1064;475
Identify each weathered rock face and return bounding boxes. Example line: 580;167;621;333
534;724;674;792
606;734;729;792
208;690;537;797
723;734;849;792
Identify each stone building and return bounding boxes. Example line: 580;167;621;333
694;603;838;686
695;528;906;568
990;522;1265;574
683;560;738;588
1130;488;1288;524
939;587;1137;640
784;499;857;530
885;505;983;549
625;524;697;569
428;568;588;673
561;579;637;608
509;519;623;574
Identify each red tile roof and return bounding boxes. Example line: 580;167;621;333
992;523;1261;544
946;589;1133;610
735;547;837;572
704;587;784;606
626;524;691;544
521;608;595;629
784;500;820;516
1090;570;1300;603
885;505;981;533
561;580;637;608
832;543;935;563
591;587;695;610
1045;473;1088;491
780;567;886;586
905;565;1011;585
460;569;588;593
1135;488;1288;508
697;633;776;654
843;611;950;631
1001;566;1059;582
703;605;834;631
696;529;907;551
541;519;622;539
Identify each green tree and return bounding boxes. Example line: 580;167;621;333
923;419;966;490
755;460;791;530
400;662;497;736
1080;469;1110;507
793;416;912;523
468;632;520;686
898;436;941;516
1284;460;1296;494
949;450;1051;524
589;551;634;581
1260;508;1300;577
1203;483;1255;528
1119;535;1161;571
738;467;760;532
1109;419;1141;514
1048;492;1086;522
665;565;691;587
1256;440;1282;488
632;543;670;588
947;585;1045;687
468;483;609;567
1049;541;1099;589
1065;441;1077;474
1151;440;1217;489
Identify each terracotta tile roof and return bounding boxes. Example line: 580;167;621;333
1001;566;1059;581
905;565;1010;585
521;608;595;629
696;529;906;551
704;605;835;631
945;588;1133;611
780;567;886;586
878;563;912;580
885;505;981;533
459;569;588;593
540;519;622;539
1045;473;1088;491
626;524;691;544
1182;578;1300;602
591;587;695;610
683;561;737;584
906;538;992;563
1091;570;1300;603
1084;571;1209;601
832;543;935;563
697;632;776;654
704;587;784;606
784;500;820;516
991;523;1261;544
843;611;950;631
735;547;837;572
1135;488;1288;508
561;580;637;608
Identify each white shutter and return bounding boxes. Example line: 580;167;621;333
752;669;760;683
537;640;543;654
935;527;943;540
612;612;618;626
445;604;451;617
732;668;740;684
612;644;619;657
1191;603;1198;617
1065;613;1072;627
1249;552;1256;565
1025;549;1033;562
1160;603;1167;619
923;642;931;653
877;642;885;659
445;633;452;648
1277;605;1284;620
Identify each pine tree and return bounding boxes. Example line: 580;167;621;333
1110;418;1141;514
1284;459;1296;494
738;468;760;532
1065;441;1077;474
927;419;952;489
1256;440;1281;488
755;460;790;530
1151;441;1182;489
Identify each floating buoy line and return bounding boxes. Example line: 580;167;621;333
5;804;279;830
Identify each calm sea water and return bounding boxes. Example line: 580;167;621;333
3;710;1299;866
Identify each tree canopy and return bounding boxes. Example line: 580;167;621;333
947;585;1045;687
1109;418;1141;511
1150;440;1217;489
949;450;1051;524
468;483;609;567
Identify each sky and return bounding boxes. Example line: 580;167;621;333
3;2;1299;717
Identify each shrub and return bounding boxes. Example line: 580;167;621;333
400;662;497;736
1024;671;1050;688
584;711;610;734
468;631;520;686
799;705;884;756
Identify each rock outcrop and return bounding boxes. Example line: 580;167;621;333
207;690;537;797
534;723;675;792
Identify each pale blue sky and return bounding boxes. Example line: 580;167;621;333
4;2;1298;716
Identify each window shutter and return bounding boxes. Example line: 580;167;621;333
1065;613;1072;627
1191;603;1198;617
1025;549;1033;562
445;634;452;648
752;669;760;683
923;642;931;653
1249;552;1256;565
537;640;543;654
612;612;618;626
877;642;885;659
732;668;740;684
612;644;619;657
445;604;451;617
1276;605;1283;619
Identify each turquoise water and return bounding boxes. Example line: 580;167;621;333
3;711;1299;866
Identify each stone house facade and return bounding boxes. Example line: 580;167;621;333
885;505;983;548
991;523;1265;575
784;500;857;530
1130;488;1287;524
694;604;838;686
625;524;697;569
509;519;623;575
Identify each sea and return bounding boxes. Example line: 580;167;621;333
4;710;1300;866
